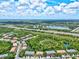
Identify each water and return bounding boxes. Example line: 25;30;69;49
47;26;70;30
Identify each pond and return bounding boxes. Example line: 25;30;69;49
47;26;71;30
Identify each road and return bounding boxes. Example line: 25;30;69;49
1;25;79;37
15;35;37;59
43;30;79;37
1;26;79;59
72;27;79;32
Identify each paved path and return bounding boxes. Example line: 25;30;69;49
72;27;79;32
1;25;79;37
15;42;21;59
15;35;37;59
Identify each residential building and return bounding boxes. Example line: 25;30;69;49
25;51;35;56
10;47;17;52
57;50;66;54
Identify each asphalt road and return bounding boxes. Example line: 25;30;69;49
0;25;79;37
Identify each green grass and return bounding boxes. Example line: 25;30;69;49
0;28;13;33
0;41;12;54
26;32;79;51
0;27;79;52
0;28;34;39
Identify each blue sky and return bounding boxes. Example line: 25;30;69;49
0;0;79;19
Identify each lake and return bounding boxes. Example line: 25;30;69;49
47;26;71;30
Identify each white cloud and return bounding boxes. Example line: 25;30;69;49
54;6;62;11
0;2;11;8
65;2;79;9
43;6;55;15
0;0;79;16
0;9;6;13
19;0;30;5
63;9;76;14
38;3;47;9
41;0;47;2
53;2;79;14
33;10;39;16
62;2;79;14
60;3;67;7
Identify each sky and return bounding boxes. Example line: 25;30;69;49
0;0;79;19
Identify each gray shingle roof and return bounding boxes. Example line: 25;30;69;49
0;54;8;58
46;50;56;54
25;51;34;55
67;49;77;53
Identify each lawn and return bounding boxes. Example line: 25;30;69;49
0;41;12;54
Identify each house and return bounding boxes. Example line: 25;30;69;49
10;47;17;52
3;35;10;39
76;55;79;59
21;37;26;39
2;33;13;39
66;49;77;53
36;51;43;56
22;40;26;44
12;37;18;40
76;57;79;59
13;43;17;47
22;46;27;50
25;51;35;56
57;50;66;54
0;54;8;59
22;43;27;50
46;50;56;56
11;40;17;43
21;41;27;50
63;55;72;59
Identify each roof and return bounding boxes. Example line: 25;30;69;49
0;54;8;58
25;51;34;55
62;55;71;58
57;50;66;54
22;46;27;50
10;47;17;52
11;40;17;43
13;43;17;47
36;51;43;55
46;50;56;54
66;49;77;53
13;37;18;40
4;33;13;36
